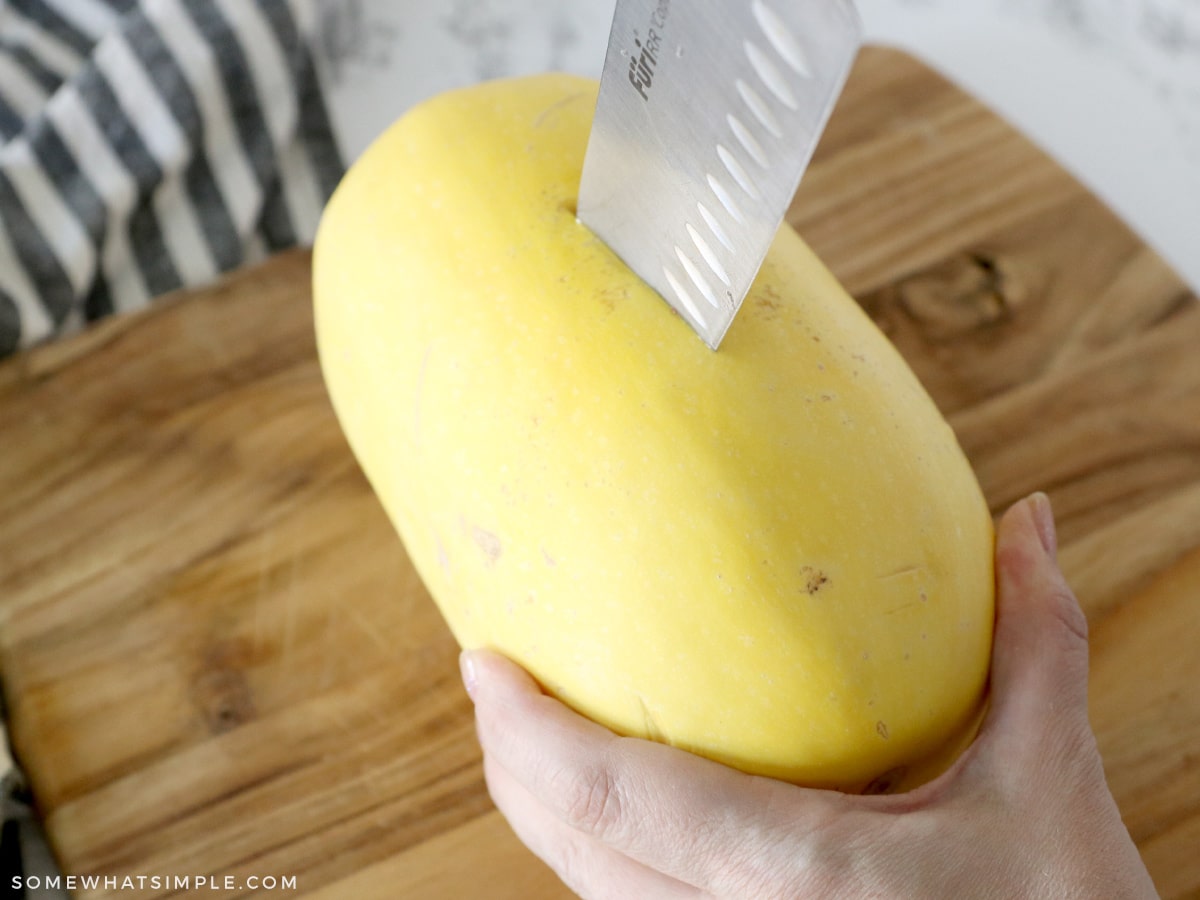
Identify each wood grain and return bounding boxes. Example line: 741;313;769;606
1;47;1197;898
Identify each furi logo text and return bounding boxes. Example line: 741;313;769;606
628;0;670;101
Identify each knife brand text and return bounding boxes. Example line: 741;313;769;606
627;0;670;101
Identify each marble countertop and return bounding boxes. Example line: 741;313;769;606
311;0;1199;291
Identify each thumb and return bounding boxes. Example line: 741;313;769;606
976;493;1094;767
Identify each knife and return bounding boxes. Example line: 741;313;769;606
578;0;862;349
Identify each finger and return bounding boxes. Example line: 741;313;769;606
483;752;704;900
975;493;1095;772
462;648;840;895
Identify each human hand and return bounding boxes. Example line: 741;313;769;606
460;494;1159;899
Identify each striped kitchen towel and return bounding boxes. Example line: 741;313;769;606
0;0;344;359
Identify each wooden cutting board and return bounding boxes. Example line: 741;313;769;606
2;47;1198;899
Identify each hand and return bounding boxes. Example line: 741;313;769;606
460;494;1159;899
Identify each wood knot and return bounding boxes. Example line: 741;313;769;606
194;668;256;734
194;639;258;734
894;252;1029;342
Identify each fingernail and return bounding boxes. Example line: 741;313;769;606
460;650;480;701
1029;492;1057;558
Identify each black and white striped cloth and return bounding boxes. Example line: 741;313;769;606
0;0;344;359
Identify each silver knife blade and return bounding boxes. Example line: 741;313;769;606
578;0;862;349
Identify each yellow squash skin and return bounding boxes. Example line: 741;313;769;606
313;74;995;792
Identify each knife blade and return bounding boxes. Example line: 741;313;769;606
578;0;862;349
